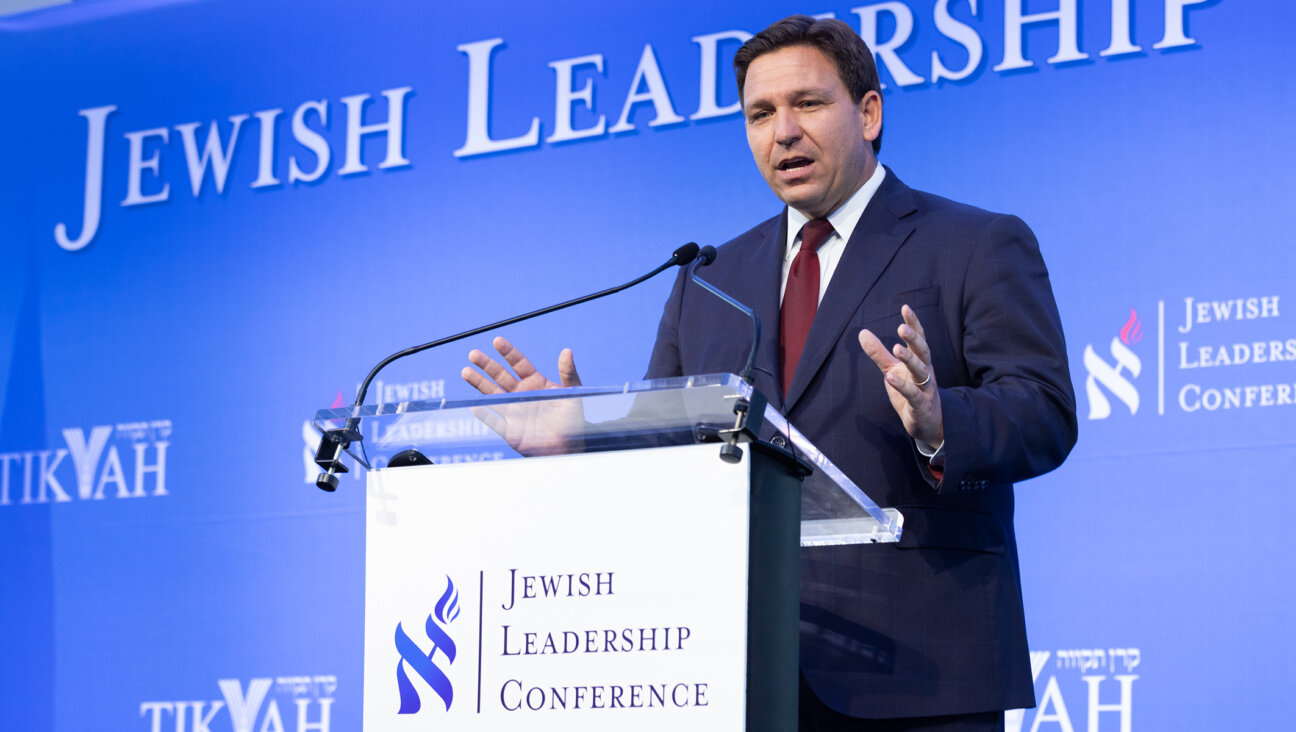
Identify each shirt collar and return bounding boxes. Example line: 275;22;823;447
786;164;887;248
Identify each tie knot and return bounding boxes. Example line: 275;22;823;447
800;219;834;253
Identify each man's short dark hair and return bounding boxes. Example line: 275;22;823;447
734;15;883;153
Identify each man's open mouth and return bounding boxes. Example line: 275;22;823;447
779;157;813;171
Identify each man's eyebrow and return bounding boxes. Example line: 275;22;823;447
790;86;835;98
748;85;836;104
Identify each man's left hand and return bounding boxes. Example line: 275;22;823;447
858;304;943;450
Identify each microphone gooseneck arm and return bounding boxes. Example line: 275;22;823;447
352;242;701;408
687;246;768;464
314;242;702;491
689;246;760;385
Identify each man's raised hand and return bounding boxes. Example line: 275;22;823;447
460;336;583;456
858;304;944;450
462;336;582;395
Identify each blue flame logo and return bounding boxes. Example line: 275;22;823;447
394;576;460;714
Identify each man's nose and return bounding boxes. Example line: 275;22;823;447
774;112;801;146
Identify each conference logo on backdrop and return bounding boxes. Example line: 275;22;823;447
139;674;336;732
1083;308;1144;419
53;0;1218;251
395;577;461;714
1082;293;1293;422
0;419;171;508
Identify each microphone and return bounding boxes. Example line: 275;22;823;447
672;242;703;266
314;242;703;491
689;248;760;385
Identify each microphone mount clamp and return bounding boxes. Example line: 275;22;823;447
716;390;767;464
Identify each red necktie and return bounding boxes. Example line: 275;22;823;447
780;218;834;396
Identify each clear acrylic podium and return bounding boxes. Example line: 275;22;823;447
315;374;903;731
313;373;903;547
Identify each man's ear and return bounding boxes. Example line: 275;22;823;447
860;90;883;144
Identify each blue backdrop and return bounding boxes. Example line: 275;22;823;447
2;0;1292;729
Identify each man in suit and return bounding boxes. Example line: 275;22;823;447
464;15;1076;732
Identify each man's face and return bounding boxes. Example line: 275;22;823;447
742;45;881;219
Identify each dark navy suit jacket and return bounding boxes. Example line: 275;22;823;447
645;169;1077;718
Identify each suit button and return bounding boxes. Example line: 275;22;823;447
771;435;788;448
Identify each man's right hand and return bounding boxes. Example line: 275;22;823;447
462;336;582;395
461;336;583;455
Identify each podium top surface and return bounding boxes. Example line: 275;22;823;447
315;373;901;545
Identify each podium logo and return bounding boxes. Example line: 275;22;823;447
395;576;461;714
1082;309;1143;420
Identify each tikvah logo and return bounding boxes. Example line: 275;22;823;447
1082;309;1143;420
1006;645;1140;732
140;674;336;732
395;576;461;714
1;419;171;507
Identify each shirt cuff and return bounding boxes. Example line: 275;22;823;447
916;439;946;480
916;439;944;459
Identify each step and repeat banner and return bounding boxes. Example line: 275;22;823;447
1;0;1291;729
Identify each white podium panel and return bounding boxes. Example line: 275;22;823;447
362;444;753;731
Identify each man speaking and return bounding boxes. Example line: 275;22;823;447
465;14;1077;732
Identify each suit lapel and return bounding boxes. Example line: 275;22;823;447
783;170;919;412
749;212;787;410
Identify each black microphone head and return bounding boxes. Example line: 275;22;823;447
697;245;717;266
671;242;700;266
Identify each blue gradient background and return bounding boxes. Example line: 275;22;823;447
2;0;1292;729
